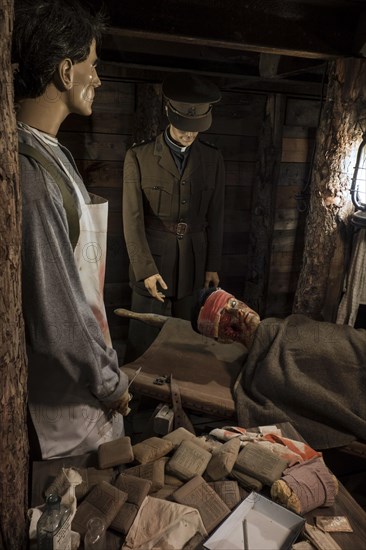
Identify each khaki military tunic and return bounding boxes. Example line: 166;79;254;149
123;132;225;300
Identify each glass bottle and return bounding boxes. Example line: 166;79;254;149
36;493;72;550
84;517;106;550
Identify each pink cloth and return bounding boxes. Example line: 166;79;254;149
281;457;338;514
263;434;321;462
197;289;234;338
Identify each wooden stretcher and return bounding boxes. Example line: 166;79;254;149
115;309;248;419
116;310;366;461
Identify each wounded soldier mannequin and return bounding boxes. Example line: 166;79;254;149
192;287;366;450
13;0;129;459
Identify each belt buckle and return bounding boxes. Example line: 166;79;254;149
176;222;188;237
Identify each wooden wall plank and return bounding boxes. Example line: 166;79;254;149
219;276;246;300
91;80;136;113
268;271;299;293
58;132;128;161
225;186;252;209
274;208;300;230
267;96;315;314
275;185;303;208
271;229;298;252
285;98;321;127
281;137;313;163
211;92;267;136
283;126;317;139
200;134;259;161
278;162;310;186
265;292;295;317
221;254;248;276
223;210;251;232
61;112;134;135
270;250;303;272
77;160;123;189
225;161;256;186
223;232;249;254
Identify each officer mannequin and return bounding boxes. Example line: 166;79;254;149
123;72;225;361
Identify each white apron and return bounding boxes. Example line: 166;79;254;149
73;188;112;348
27;129;123;458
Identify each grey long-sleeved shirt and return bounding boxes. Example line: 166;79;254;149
19;127;128;415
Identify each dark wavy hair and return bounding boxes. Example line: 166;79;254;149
12;0;107;99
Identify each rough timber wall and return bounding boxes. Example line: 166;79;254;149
207;91;267;297
267;96;321;316
59;63;321;354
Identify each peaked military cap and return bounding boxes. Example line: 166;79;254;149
162;72;221;132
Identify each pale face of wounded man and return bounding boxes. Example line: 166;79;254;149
218;296;260;346
197;289;261;348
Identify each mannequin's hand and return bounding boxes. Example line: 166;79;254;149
204;271;219;288
109;390;132;416
144;273;168;302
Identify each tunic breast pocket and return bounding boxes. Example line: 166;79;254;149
193;182;215;217
142;181;173;216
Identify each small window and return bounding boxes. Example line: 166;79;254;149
351;133;366;211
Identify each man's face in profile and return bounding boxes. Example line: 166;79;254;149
68;39;101;117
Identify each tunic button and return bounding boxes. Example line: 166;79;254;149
181;200;187;205
181;180;186;185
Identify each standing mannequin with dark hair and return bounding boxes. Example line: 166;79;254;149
13;0;130;459
123;72;225;361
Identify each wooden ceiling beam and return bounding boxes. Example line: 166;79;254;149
101;32;326;86
98;0;365;60
99;59;325;98
105;27;339;61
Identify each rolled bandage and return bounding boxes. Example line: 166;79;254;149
271;457;338;514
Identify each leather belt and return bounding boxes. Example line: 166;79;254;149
169;375;196;434
145;217;206;238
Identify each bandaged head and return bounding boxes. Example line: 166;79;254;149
197;288;260;348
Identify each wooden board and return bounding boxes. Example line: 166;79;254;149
122;317;248;418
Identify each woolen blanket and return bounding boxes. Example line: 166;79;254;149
234;314;366;449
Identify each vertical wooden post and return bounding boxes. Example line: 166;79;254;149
244;93;285;315
293;58;366;319
0;1;29;548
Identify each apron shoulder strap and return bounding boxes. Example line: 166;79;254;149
18;142;80;250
